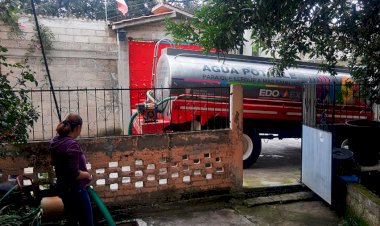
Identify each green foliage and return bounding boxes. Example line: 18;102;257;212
18;0;157;21
343;206;370;226
0;0;24;37
166;0;253;53
0;1;55;54
163;0;203;13
0;205;42;226
28;24;55;55
17;0;199;21
251;42;260;56
166;0;380;102
0;47;39;144
0;1;56;144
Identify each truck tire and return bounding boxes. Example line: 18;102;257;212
243;131;262;169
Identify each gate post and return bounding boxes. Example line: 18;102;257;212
303;84;317;127
117;33;131;135
229;84;244;187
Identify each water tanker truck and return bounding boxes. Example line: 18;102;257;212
133;48;373;168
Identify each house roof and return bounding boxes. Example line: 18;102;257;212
111;3;193;30
151;3;193;17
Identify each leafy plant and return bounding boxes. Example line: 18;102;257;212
166;0;380;103
0;1;59;144
28;24;55;55
0;46;39;144
0;205;42;226
18;0;158;21
0;0;24;37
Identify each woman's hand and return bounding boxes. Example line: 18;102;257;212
77;170;92;180
77;170;93;186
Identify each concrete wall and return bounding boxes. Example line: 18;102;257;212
1;16;120;139
1;16;118;88
126;22;170;41
346;183;380;226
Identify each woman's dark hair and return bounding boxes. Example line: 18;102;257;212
56;113;83;136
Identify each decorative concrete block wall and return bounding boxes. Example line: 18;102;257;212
0;129;243;206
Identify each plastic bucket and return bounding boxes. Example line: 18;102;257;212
345;119;380;166
331;148;355;210
332;148;354;177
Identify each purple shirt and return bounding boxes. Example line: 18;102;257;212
49;136;89;189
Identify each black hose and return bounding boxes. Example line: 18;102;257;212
30;0;61;122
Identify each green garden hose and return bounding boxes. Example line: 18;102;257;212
87;186;116;226
127;111;139;135
0;184;18;204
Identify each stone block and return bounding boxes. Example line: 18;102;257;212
66;58;80;65
0;31;9;39
50;58;67;65
0;26;11;32
21;32;34;40
57;34;74;42
40;18;104;30
80;29;96;36
70;42;82;50
89;36;104;43
79;43;94;51
104;37;116;44
18;40;32;48
52;41;70;50
65;28;81;35
49;27;67;35
95;51;118;60
94;44;109;52
1;40;18;48
80;59;96;67
74;36;89;43
95;30;110;37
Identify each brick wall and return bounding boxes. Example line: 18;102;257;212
0;129;243;206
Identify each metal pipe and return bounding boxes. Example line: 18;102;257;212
30;0;61;122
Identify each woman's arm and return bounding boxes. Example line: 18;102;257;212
67;142;92;181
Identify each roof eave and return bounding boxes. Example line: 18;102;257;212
111;12;177;30
152;4;193;18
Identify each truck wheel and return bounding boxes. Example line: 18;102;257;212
243;131;262;169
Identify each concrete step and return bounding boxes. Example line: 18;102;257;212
243;191;316;207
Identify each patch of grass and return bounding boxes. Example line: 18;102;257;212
342;207;369;226
351;183;380;206
280;179;295;184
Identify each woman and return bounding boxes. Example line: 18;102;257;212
49;113;94;226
